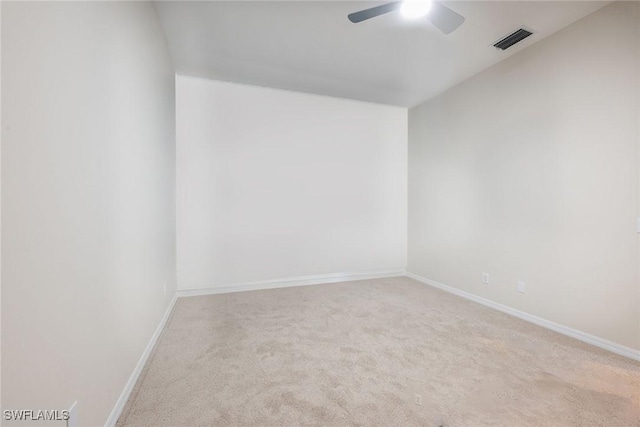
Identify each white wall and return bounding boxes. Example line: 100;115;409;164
2;2;176;425
177;76;407;290
408;1;640;350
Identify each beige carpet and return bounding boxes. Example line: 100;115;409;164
117;277;639;426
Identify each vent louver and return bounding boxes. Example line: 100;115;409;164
493;28;533;50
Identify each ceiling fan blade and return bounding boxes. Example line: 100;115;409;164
348;2;401;23
429;2;465;34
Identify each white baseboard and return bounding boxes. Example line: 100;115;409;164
406;272;640;362
177;269;406;298
107;269;638;426
106;270;403;425
104;294;178;427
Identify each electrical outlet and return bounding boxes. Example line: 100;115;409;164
517;281;526;293
414;394;422;406
482;273;490;284
67;401;77;427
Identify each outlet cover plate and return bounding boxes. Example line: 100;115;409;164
68;401;78;427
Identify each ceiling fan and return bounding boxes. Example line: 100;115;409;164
348;0;465;34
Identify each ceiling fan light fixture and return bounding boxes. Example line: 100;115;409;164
399;0;432;20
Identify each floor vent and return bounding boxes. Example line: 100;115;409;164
493;28;533;50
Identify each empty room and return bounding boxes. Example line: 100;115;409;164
2;0;639;426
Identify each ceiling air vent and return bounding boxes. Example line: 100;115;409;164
493;28;533;50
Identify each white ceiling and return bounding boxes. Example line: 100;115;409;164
155;1;610;107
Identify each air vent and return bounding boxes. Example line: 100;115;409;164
493;28;533;50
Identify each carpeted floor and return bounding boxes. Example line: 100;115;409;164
117;276;640;426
